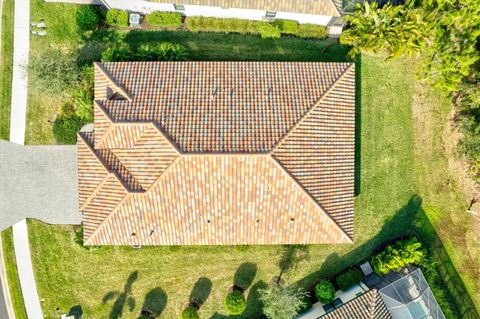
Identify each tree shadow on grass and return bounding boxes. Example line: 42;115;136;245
233;262;257;290
102;271;138;319
276;245;309;283
189;277;213;307
141;287;167;318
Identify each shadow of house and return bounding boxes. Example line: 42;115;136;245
354;54;362;196
102;271;138;319
233;263;257;290
189;277;213;306
295;196;423;289
141;287;167;318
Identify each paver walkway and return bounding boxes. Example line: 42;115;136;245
9;0;29;145
13;220;42;319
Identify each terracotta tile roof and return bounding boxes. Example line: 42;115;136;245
148;0;342;17
321;289;391;319
79;61;356;245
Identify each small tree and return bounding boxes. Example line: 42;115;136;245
259;282;308;319
224;290;246;315
315;280;335;304
76;5;100;32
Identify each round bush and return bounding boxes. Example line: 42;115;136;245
180;306;199;319
224;290;246;315
147;11;183;27
106;9;129;26
53;112;85;145
315;280;335;304
76;5;100;32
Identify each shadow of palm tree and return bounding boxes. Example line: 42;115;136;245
140;287;167;318
233;262;257;290
102;271;138;319
189;277;213;306
276;245;309;283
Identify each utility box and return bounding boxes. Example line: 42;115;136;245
129;13;142;27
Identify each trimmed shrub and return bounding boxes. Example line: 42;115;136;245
53;111;85;144
371;237;426;275
295;24;328;39
314;280;335;304
256;22;281;38
76;5;100;32
185;16;280;38
336;268;363;291
146;11;183;27
224;290;246;315
273;19;298;34
180;306;199;319
106;9;129;26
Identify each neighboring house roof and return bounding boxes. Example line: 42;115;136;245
321;289;392;319
149;0;342;17
78;61;355;245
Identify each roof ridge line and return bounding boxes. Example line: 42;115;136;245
94;62;133;101
94;100;115;149
77;132;139;195
84;191;130;245
147;122;182;155
269;63;355;154
85;157;183;244
268;155;352;243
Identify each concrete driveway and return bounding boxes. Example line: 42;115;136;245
0;141;80;230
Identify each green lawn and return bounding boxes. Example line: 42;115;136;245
27;55;474;319
21;1;480;318
1;229;27;319
0;0;14;140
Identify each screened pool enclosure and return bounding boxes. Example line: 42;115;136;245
379;269;446;319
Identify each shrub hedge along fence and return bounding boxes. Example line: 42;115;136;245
106;9;129;26
146;11;183;27
335;268;363;291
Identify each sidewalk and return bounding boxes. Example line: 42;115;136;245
9;0;30;145
12;220;43;318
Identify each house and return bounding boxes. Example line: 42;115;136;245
101;0;344;32
78;61;356;245
299;268;446;319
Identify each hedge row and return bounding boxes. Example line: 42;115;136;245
146;11;183;27
103;9;328;39
185;16;281;38
274;19;328;39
